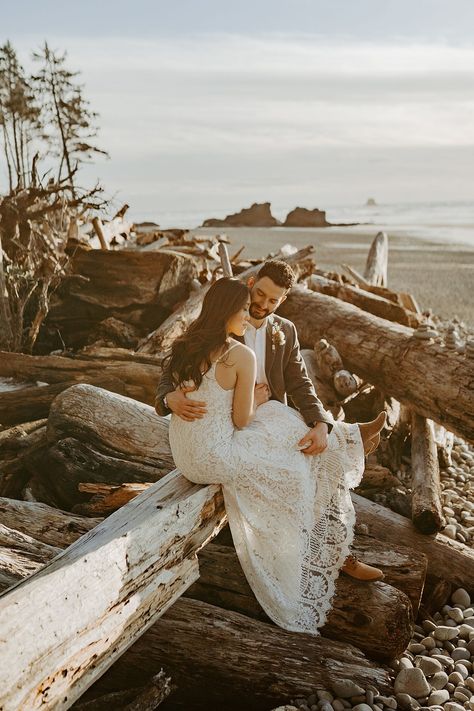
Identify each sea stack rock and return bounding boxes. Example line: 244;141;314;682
202;202;280;227
283;207;330;227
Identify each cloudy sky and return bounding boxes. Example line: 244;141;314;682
2;0;474;224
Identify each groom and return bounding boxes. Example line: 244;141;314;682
156;260;332;452
155;259;383;581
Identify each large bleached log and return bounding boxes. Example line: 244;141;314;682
352;492;474;590
278;286;474;442
99;596;391;711
0;471;226;711
185;542;416;661
47;384;172;466
40;385;174;507
307;274;422;327
137;245;316;354
0;524;61;593
43;248;198;349
364;231;388;286
0;351;161;405
0;497;101;547
411;413;444;534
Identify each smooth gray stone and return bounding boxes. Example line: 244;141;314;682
394;669;431;699
415;656;443;676
451;589;471;608
331;681;366;699
433;626;459;641
429;672;448;690
427;690;449;706
451;647;470;662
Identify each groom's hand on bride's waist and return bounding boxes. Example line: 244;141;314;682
167;387;208;422
297;422;328;456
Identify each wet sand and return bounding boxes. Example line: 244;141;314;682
192;226;474;327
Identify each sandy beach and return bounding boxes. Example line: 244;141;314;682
192;226;474;327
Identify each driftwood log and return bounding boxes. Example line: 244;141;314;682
137;245;316;354
307;274;421;327
278;286;474;442
43;248;198;350
364;231;388;286
0;472;226;711
0;420;48;497
40;385;173;508
72;670;173;711
0;351;161;405
95;595;391;711
185;542;416;661
411;413;444;534
352;492;474;590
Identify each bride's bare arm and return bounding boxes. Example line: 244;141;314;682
232;345;257;429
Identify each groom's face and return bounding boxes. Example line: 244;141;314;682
247;276;287;320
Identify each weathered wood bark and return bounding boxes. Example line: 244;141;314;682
278;286;474;442
47;385;172;464
364;231;388;286
46;438;170;509
97;596;391;711
0;471;226;711
91;217;109;250
0;351;161;405
0;423;47;497
74;482;151;516
411;413;444;534
352;492;474;590
38;385;173;508
0;524;61;593
307;274;421;327
217;237;233;277
0;497;102;547
137;246;316;354
72;670;173;711
185;542;416;660
301;349;342;418
43;248;198;349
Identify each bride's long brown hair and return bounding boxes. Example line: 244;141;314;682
166;277;250;389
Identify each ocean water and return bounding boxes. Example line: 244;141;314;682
322;201;474;248
148;200;474;248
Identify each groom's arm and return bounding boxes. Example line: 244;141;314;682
283;324;333;430
154;360;174;416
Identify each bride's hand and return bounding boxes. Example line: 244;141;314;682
254;383;270;407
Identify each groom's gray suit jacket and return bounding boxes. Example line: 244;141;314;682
155;313;332;429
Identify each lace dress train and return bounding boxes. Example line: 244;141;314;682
169;361;365;635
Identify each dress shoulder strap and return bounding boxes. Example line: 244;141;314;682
215;342;240;363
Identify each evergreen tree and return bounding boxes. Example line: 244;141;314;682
33;42;108;197
0;41;41;191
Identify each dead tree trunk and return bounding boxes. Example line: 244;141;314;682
278;286;474;442
411;413;444;534
96;596;391;711
364;231;388;286
307;274;421;327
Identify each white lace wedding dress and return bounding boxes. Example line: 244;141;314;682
169;348;365;635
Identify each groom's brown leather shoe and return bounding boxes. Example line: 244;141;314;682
359;412;387;455
341;554;385;582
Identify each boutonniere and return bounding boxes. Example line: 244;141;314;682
271;322;286;351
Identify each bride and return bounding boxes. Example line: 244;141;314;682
166;276;386;635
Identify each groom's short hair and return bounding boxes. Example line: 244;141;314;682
257;260;296;291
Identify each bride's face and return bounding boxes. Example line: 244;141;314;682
227;298;251;336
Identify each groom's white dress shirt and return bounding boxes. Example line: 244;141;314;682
244;320;268;385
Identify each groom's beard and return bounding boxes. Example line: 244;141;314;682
249;303;271;319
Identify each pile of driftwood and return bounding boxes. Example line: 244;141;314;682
0;228;473;710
